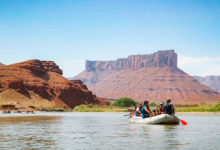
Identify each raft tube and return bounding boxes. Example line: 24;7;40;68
129;114;180;124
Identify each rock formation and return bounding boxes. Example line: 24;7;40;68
194;76;220;93
74;50;220;104
86;50;177;72
0;59;108;109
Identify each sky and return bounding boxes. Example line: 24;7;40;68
0;0;220;77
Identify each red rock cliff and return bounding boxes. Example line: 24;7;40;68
0;59;107;109
74;50;220;104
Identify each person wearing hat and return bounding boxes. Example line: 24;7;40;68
163;99;175;115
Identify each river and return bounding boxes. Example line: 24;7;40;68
0;112;219;150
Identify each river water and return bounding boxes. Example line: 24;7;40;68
0;112;220;150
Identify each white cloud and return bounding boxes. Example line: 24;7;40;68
178;55;220;76
57;59;85;78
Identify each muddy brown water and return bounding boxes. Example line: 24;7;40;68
0;112;220;150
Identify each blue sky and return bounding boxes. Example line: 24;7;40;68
0;0;220;77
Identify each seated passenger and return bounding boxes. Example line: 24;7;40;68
163;99;175;115
135;104;141;116
141;101;153;118
157;102;165;114
152;109;157;116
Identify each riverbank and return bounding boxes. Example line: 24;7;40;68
175;102;220;112
176;112;220;115
72;102;220;112
73;104;128;112
1;102;220;113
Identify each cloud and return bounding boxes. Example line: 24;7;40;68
57;59;85;77
178;55;220;76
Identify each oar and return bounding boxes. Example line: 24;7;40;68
180;119;188;125
124;113;136;117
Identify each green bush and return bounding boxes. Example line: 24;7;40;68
73;104;128;112
38;107;65;112
149;102;157;107
113;97;137;107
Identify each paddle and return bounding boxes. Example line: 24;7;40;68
180;119;188;125
124;113;136;117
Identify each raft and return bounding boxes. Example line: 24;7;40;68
129;114;180;124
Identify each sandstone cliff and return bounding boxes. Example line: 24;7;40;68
194;76;220;93
86;50;177;72
0;59;108;109
74;50;220;104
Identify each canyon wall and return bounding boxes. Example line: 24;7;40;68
74;50;220;104
86;50;177;71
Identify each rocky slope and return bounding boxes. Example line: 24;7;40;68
74;50;220;104
0;60;107;109
194;76;220;93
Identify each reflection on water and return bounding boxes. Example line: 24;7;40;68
0;112;220;150
0;116;61;149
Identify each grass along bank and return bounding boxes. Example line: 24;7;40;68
175;102;220;112
73;102;220;112
73;104;128;112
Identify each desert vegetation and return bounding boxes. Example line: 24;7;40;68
73;104;128;112
176;102;220;112
113;97;137;107
73;98;220;112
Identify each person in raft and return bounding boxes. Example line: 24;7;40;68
141;101;153;118
135;103;141;116
163;99;175;115
157;102;165;114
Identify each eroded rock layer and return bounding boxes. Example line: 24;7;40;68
74;50;220;104
0;59;107;109
86;50;177;72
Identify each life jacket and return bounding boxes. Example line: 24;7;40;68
141;105;149;118
163;103;174;114
159;106;165;113
139;105;143;111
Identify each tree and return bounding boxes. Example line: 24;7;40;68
113;97;137;107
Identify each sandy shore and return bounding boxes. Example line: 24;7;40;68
176;112;220;115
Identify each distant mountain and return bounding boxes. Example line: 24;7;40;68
194;76;220;93
74;50;220;104
0;60;107;109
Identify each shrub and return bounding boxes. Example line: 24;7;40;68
113;97;137;107
149;102;157;107
38;107;65;112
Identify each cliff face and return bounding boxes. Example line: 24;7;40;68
74;50;220;104
86;50;177;71
194;76;220;93
0;59;107;109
